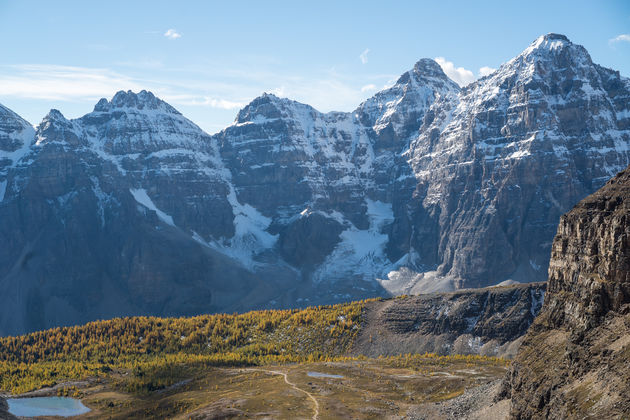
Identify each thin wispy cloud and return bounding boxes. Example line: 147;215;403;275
0;65;142;101
115;59;165;69
478;66;496;77
0;65;244;112
361;84;377;92
434;57;475;87
268;77;376;112
359;48;370;64
164;29;182;40
0;62;394;132
162;94;244;110
609;34;630;44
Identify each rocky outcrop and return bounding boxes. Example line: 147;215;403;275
506;167;630;419
0;396;17;420
353;282;546;358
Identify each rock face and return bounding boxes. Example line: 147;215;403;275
0;34;629;335
353;283;545;359
507;166;630;419
0;396;17;420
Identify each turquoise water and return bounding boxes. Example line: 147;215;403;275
307;371;344;379
7;396;91;417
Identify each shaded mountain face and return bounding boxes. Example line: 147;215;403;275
0;34;629;335
0;91;286;336
505;166;630;419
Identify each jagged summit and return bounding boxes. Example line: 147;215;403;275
457;33;599;99
75;90;212;156
390;58;459;89
233;92;316;125
408;58;454;83
42;109;67;122
35;108;82;147
524;32;589;57
528;32;572;50
356;58;459;141
502;32;593;78
36;109;69;136
413;58;446;74
93;90;181;115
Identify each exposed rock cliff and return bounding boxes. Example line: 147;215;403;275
353;282;545;359
506;167;630;419
0;396;17;420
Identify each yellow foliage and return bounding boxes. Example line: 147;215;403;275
0;300;369;393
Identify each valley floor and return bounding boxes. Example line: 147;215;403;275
10;357;508;419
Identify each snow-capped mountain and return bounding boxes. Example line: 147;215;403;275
357;58;460;146
0;91;271;336
0;34;628;335
0;103;35;200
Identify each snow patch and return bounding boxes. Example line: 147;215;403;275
130;188;175;226
529;259;541;271
91;176;114;227
313;199;393;283
196;188;278;270
0;180;6;202
0;126;36;169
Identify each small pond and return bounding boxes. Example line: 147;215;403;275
7;396;91;417
307;371;344;379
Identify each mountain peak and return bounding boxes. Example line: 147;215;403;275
250;92;284;107
539;33;570;42
234;93;314;125
412;58;448;79
43;109;67;122
93;90;180;115
393;58;455;87
528;33;572;50
36;108;69;133
483;33;594;86
519;33;590;61
0;103;33;129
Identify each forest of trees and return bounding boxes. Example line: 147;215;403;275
0;300;369;393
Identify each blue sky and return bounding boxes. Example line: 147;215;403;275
1;0;629;133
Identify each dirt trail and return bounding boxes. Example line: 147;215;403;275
245;368;319;420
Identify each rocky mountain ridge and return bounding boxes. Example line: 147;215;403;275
353;282;546;359
505;166;630;418
0;34;629;335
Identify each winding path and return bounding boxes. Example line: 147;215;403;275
246;368;319;420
